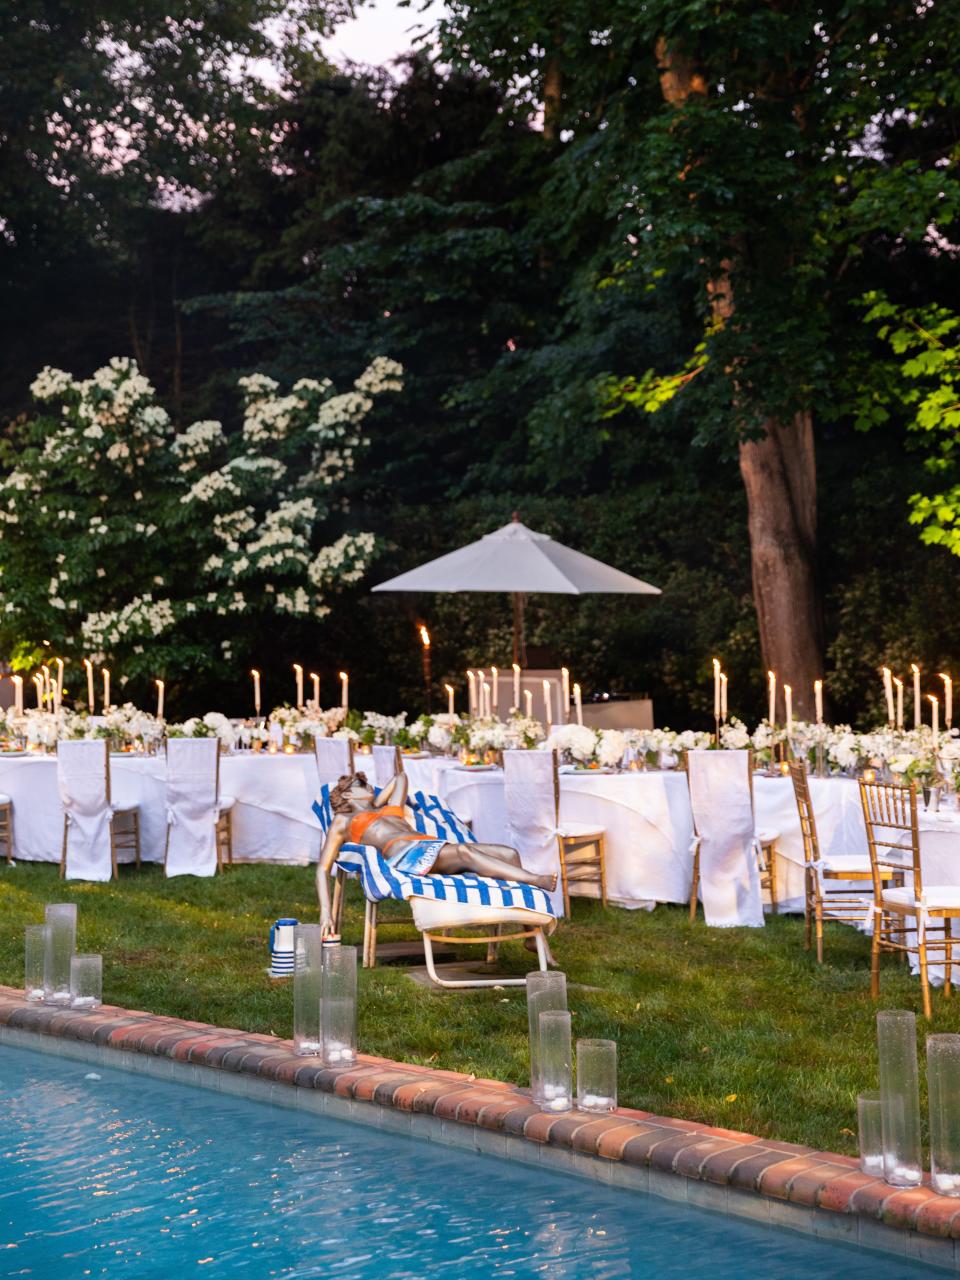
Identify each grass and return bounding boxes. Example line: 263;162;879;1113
1;861;956;1155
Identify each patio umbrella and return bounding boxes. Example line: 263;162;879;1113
372;517;661;664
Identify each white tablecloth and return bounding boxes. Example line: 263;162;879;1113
2;753;324;867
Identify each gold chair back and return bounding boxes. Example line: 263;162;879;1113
788;760;819;866
859;779;921;900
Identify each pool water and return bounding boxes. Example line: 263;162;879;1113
0;1046;932;1279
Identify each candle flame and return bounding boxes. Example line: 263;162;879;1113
293;663;302;674
251;668;259;677
784;683;792;694
713;658;720;673
929;694;939;705
444;683;454;695
912;663;920;674
339;671;348;680
882;666;890;676
309;671;318;681
418;625;430;648
768;670;776;680
512;663;521;674
814;679;822;690
940;672;952;683
894;676;903;688
155;679;163;689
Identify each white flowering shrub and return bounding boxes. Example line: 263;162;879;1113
0;355;402;680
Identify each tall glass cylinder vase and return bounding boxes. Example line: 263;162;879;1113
24;925;48;1002
928;1034;960;1196
526;971;567;1104
321;942;357;1065
538;1010;573;1112
877;1009;923;1186
43;903;77;1006
69;954;102;1012
293;924;323;1056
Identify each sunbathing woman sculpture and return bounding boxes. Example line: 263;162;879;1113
317;770;556;936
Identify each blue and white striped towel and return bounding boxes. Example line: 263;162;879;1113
311;785;557;918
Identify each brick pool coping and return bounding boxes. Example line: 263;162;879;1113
0;985;957;1271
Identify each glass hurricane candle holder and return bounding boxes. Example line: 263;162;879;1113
526;971;567;1104
577;1039;617;1113
928;1035;960;1196
43;903;77;1006
321;942;358;1065
69;953;102;1011
538;1010;573;1113
24;925;49;1003
857;1090;884;1177
877;1009;923;1187
293;924;324;1056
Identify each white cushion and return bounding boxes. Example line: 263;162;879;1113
0;792;12;804
110;802;137;815
883;885;960;912
820;854;873;875
410;897;553;932
755;828;779;845
558;821;605;839
217;795;236;813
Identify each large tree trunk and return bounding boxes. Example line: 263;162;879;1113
739;413;822;716
656;36;823;714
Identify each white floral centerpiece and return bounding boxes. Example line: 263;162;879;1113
546;724;627;770
168;711;236;751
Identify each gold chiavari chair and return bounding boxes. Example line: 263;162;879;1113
790;760;892;962
860;778;960;1019
684;749;779;921
0;793;13;863
59;742;141;879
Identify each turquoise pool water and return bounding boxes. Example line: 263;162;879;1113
0;1045;932;1278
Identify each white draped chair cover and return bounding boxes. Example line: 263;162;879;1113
314;737;354;788
687;749;764;928
164;738;220;878
370;745;400;790
502;749;564;916
58;740;112;882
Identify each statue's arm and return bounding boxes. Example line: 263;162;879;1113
374;772;408;808
317;814;349;935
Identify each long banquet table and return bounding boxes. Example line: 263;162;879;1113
7;750;958;924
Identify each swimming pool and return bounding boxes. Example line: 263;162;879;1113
0;1044;934;1278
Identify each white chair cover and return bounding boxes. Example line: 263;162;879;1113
314;737;354;787
165;738;219;878
503;749;564;916
370;744;400;790
687;750;764;928
58;740;112;882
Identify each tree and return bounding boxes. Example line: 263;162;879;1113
434;0;960;714
0;353;401;704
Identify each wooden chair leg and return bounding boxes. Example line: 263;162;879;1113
946;919;953;1000
109;818;118;880
803;868;813;952
2;805;12;864
919;930;933;1020
815;893;824;965
767;844;778;912
870;914;882;1000
60;815;68;879
225;810;233;865
558;840;571;918
133;811;141;868
597;834;608;908
689;846;700;923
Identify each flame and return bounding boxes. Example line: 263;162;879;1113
419;625;431;648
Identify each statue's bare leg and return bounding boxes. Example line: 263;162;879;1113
433;843;557;892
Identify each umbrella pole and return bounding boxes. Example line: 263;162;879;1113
511;592;527;668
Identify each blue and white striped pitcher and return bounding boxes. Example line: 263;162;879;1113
269;917;298;978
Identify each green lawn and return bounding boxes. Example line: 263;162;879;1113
1;861;955;1155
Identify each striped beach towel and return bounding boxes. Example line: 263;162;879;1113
311;785;557;918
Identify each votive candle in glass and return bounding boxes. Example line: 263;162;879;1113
293;924;324;1056
928;1034;960;1196
24;925;49;1003
577;1038;617;1113
538;1010;573;1113
69;953;102;1011
321;941;358;1065
877;1009;923;1186
526;970;567;1104
43;903;77;1006
856;1090;884;1177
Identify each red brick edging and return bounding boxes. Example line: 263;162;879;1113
2;985;959;1254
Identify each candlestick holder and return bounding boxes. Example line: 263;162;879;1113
526;971;567;1103
877;1009;923;1186
538;1010;573;1112
24;925;48;1003
928;1034;960;1195
43;903;77;1006
576;1039;617;1113
321;941;357;1065
293;924;324;1056
69;953;102;1011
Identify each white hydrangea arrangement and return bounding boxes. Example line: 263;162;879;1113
0;355;402;675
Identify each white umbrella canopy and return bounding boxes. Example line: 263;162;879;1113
372;518;661;663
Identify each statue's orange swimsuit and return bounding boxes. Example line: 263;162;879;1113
348;806;435;855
